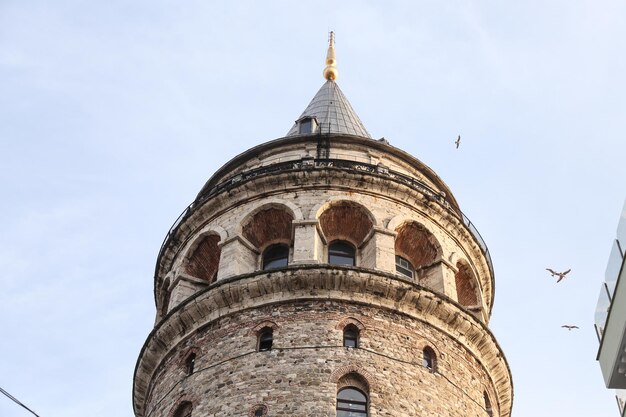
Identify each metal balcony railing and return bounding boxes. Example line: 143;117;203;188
156;158;494;282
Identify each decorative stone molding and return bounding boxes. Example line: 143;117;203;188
219;234;259;253
166;396;196;417
248;403;269;417
336;317;366;332
331;365;375;391
415;339;443;360
249;320;279;336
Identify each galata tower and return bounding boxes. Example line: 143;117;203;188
133;33;513;417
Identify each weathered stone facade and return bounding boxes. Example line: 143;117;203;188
134;87;513;417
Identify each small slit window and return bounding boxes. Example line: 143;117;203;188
250;404;268;417
258;328;273;352
172;402;192;417
423;346;436;372
395;255;415;279
343;325;359;348
185;353;196;375
262;244;289;270
337;387;368;416
160;279;171;318
329;240;356;266
484;392;493;417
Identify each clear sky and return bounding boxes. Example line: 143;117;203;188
1;1;625;416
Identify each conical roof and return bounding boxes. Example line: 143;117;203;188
286;80;371;138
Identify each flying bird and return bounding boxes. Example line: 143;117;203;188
561;325;579;331
546;268;571;283
455;135;461;149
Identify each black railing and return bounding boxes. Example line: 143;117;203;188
156;158;494;281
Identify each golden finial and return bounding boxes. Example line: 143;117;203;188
323;31;338;81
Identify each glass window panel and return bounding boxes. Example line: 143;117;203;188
337;411;367;417
616;201;626;252
343;327;358;348
263;244;289;270
330;254;355;265
605;239;624;297
337;388;366;401
595;283;611;342
329;241;355;266
395;255;414;278
263;257;288;269
339;402;366;411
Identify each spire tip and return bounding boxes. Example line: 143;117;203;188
323;31;338;81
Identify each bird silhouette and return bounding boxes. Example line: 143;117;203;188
546;268;571;283
561;325;579;331
455;135;461;149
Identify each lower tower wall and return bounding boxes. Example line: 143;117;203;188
136;268;511;417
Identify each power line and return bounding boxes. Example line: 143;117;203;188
0;386;40;417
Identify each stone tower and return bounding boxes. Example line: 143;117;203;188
133;34;513;417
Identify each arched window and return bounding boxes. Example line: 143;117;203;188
250;404;268;417
423;346;437;372
336;387;368;416
172;401;192;417
258;328;273;351
343;325;359;348
395;255;414;279
329;240;356;266
484;392;493;417
262;244;289;270
185;352;196;375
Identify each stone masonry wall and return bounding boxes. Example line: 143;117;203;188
146;300;499;417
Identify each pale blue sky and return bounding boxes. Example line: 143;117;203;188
1;1;625;416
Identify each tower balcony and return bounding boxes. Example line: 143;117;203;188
154;140;495;322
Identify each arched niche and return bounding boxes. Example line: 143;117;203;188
318;201;374;246
242;205;295;250
455;260;481;310
394;221;441;270
184;233;222;283
393;221;446;293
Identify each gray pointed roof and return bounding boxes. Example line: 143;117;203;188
286;80;371;138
